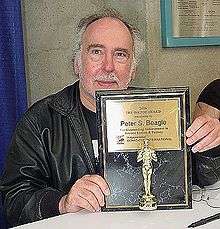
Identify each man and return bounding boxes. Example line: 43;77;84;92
0;10;145;226
59;12;142;215
1;10;220;227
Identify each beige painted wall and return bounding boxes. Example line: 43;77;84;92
22;0;220;115
146;0;220;115
22;0;148;104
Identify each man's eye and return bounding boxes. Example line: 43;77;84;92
116;52;126;57
115;52;128;60
91;49;102;55
89;48;104;62
114;51;129;62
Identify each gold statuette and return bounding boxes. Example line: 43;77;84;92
137;139;157;210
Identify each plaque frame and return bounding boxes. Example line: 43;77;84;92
96;87;192;211
161;0;220;47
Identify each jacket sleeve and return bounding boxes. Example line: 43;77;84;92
197;79;220;111
0;115;63;227
192;146;220;187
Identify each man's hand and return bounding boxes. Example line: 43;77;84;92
186;114;220;153
59;175;110;214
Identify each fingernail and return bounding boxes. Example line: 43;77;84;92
186;129;192;137
100;202;105;207
104;189;110;195
186;138;193;145
192;146;198;153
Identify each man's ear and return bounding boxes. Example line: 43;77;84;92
131;64;136;80
73;53;80;75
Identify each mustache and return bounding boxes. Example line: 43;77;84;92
94;73;119;83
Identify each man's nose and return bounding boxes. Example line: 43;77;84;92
103;53;114;72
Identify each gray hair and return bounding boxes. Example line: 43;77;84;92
73;9;145;68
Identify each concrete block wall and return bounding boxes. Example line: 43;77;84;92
22;0;220;116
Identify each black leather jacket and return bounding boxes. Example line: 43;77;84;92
1;81;220;227
0;81;97;226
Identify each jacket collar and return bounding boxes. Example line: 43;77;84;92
49;80;81;116
49;81;138;116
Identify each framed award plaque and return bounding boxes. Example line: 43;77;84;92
96;87;192;211
161;0;220;47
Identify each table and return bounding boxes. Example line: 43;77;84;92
13;200;220;229
13;181;220;229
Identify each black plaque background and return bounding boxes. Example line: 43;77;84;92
96;87;192;211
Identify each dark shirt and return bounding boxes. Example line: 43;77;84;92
81;104;97;140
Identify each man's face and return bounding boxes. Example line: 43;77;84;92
76;17;135;101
